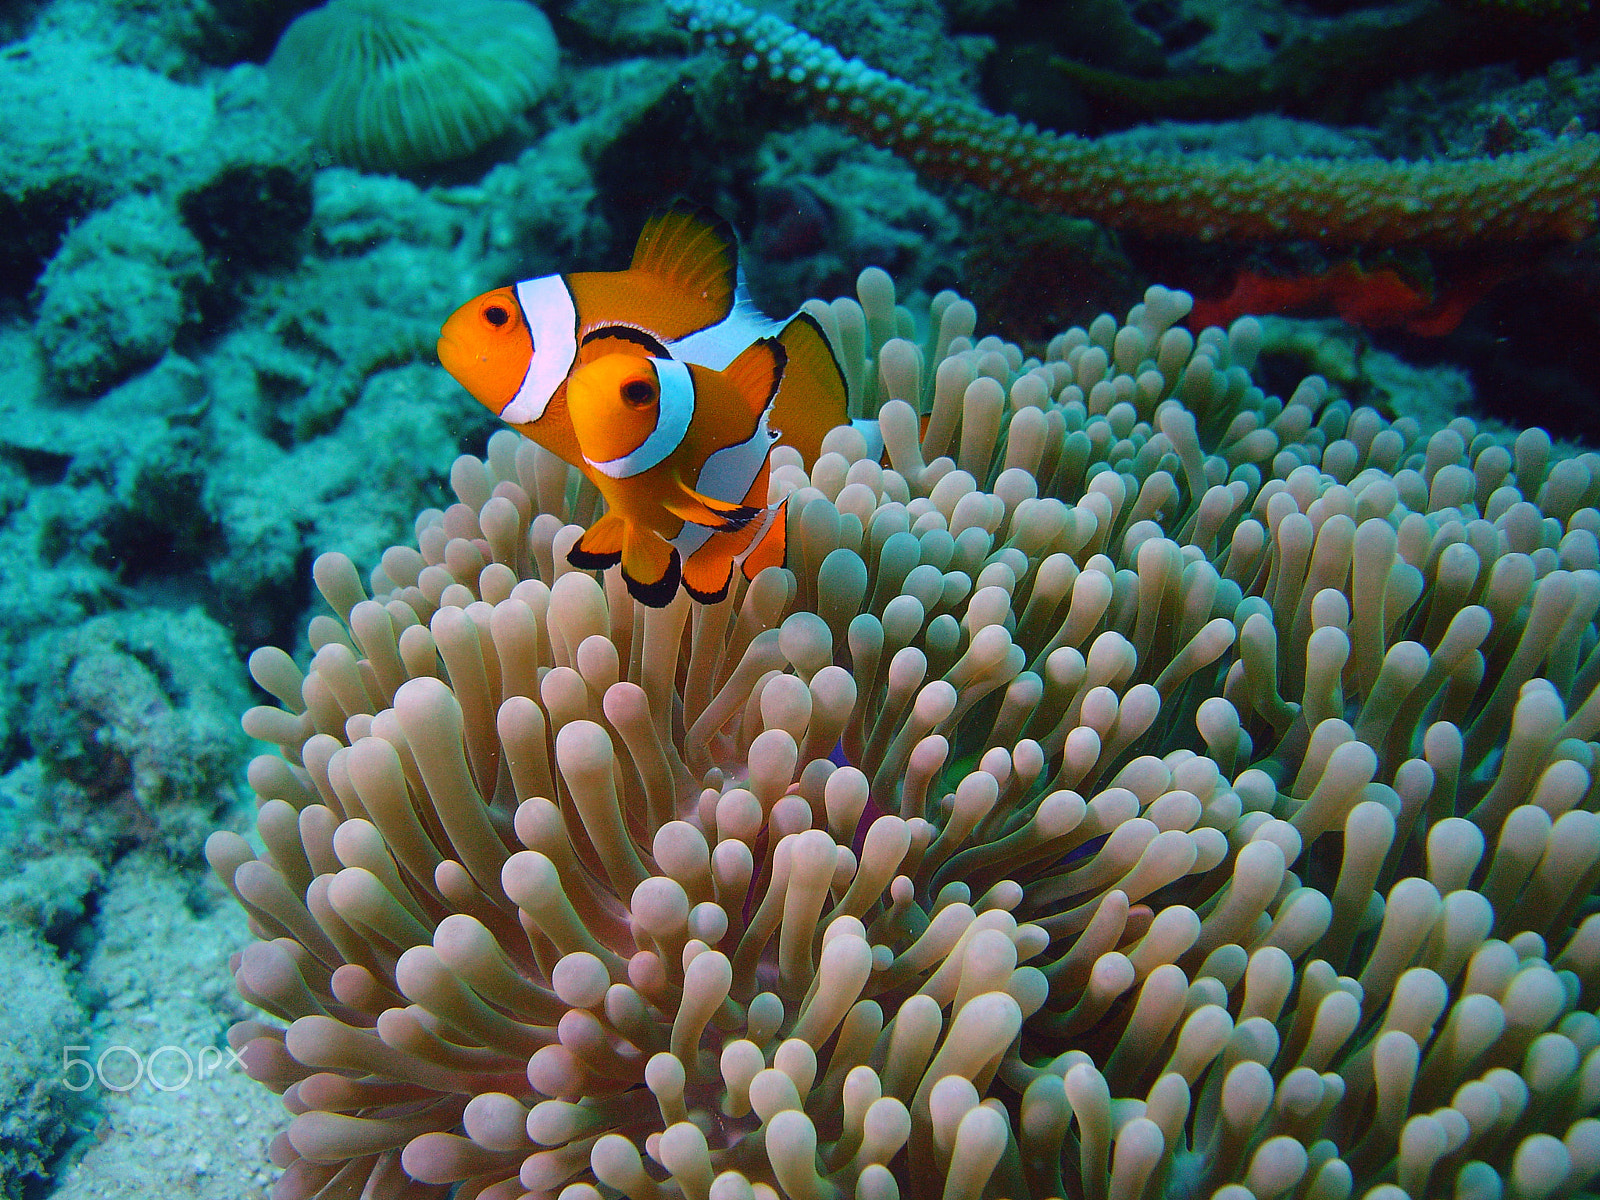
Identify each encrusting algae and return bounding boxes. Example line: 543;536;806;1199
213;267;1600;1200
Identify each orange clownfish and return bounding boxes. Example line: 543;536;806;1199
562;338;799;606
435;204;847;474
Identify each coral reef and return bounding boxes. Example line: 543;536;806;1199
33;0;287;76
754;0;991;100
21;608;248;859
45;855;287;1199
217;270;1600;1198
671;0;1600;245
994;3;1453;130
0;927;87;1199
0;32;306;303
34;195;208;394
741;127;965;313
266;0;559;173
0;29;621;924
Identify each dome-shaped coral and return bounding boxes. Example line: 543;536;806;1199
266;0;558;173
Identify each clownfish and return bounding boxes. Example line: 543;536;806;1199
436;204;847;473
562;338;800;606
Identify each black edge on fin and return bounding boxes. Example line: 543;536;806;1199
567;543;623;571
624;547;683;608
705;503;764;531
644;198;740;264
718;335;788;422
683;560;735;606
753;335;788;412
784;309;847;406
581;324;670;355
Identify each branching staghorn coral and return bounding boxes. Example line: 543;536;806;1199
214;267;1600;1200
667;0;1600;246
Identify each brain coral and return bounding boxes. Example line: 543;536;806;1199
215;271;1600;1200
266;0;558;173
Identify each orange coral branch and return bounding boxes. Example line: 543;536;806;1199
671;0;1600;245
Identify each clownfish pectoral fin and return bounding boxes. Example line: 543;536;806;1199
739;498;789;581
680;490;776;602
662;484;763;531
625;205;740;337
621;530;682;608
568;512;628;571
771;311;849;469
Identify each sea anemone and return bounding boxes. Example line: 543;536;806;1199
214;270;1600;1199
266;0;558;173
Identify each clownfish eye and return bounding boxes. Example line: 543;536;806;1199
620;378;655;408
483;304;510;327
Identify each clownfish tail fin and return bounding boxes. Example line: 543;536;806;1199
771;311;849;469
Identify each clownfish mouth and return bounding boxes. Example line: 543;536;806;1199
437;333;516;418
435;332;469;374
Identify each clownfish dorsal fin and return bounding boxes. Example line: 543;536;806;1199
629;204;739;316
717;337;787;422
771;311;849;469
568;206;742;345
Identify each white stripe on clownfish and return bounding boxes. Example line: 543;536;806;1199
505;264;780;427
506;274;579;425
441;207;849;481
669;267;784;370
699;399;778;501
670;408;778;560
584;358;699;480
